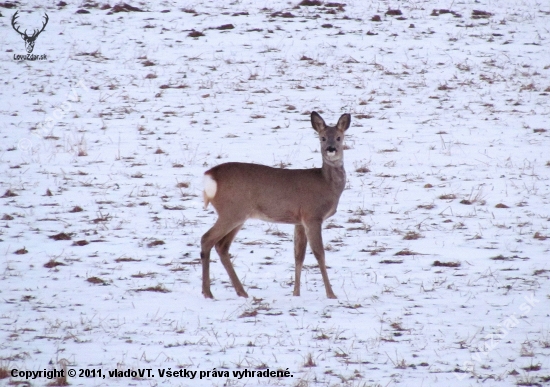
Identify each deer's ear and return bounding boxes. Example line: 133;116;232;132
337;114;351;132
311;111;326;133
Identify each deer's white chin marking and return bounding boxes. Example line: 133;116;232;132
326;151;340;162
203;174;217;208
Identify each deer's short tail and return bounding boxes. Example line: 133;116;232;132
203;172;217;209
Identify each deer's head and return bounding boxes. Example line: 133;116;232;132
311;111;351;166
12;11;49;53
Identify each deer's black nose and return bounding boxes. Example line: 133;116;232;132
327;146;337;153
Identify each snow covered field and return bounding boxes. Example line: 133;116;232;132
1;0;550;386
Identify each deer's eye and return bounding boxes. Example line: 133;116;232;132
322;137;326;141
337;137;341;141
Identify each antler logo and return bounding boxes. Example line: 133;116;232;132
11;11;49;54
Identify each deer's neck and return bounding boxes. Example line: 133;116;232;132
322;159;346;194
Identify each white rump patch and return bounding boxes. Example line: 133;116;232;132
203;173;217;209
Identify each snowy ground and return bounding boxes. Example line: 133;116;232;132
1;0;550;386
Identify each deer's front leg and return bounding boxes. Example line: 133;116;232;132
304;222;337;299
293;224;308;296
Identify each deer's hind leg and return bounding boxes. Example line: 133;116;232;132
215;224;247;298
201;218;243;298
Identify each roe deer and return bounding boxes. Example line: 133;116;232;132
201;111;351;299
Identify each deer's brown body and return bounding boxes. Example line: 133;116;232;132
201;112;351;299
204;163;345;224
